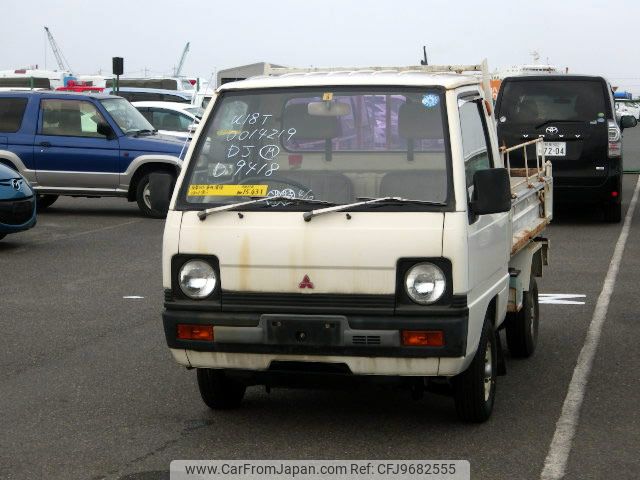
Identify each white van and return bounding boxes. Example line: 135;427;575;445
156;63;552;422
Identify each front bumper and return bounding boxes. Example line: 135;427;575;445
0;195;37;234
163;308;468;376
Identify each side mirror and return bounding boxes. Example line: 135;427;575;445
148;172;174;216
187;123;198;134
620;115;637;130
470;168;512;215
97;122;116;139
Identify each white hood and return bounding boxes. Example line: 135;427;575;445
177;210;444;295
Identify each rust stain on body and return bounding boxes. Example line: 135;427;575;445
511;221;548;255
238;235;250;291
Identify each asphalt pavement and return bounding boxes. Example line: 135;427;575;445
623;123;640;171
0;178;639;480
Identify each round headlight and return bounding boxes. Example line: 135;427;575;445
404;263;446;305
179;260;217;299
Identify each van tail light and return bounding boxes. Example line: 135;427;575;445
608;120;622;158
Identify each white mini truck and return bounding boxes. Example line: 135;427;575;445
157;63;552;422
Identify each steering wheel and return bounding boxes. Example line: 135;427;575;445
238;176;314;199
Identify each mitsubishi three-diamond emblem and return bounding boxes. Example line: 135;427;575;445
298;275;314;289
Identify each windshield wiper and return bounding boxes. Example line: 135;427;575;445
198;196;335;221
303;197;445;222
534;119;584;129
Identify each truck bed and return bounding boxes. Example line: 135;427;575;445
509;164;553;256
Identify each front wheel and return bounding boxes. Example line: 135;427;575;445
197;369;246;410
136;172;173;218
506;277;539;358
453;316;497;422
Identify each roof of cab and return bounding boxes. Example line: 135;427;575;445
218;70;481;92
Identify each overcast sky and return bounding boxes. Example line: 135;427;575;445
2;0;639;92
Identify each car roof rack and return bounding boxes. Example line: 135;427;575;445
261;59;491;100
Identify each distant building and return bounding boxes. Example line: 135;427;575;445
216;62;285;87
0;68;72;89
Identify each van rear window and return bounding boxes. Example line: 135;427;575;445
0;98;28;132
499;80;607;123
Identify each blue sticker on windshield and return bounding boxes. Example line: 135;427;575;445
422;94;440;108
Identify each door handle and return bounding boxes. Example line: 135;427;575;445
39;141;51;148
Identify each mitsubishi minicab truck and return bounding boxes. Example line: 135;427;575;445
156;62;553;422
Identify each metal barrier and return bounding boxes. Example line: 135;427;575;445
501;138;548;189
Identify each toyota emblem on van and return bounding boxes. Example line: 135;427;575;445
546;126;559;134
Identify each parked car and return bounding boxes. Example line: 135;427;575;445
0;91;185;217
496;75;637;222
615;100;640;121
133;101;203;140
194;90;215;109
0;163;36;240
103;87;193;104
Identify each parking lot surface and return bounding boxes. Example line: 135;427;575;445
1;179;639;479
623;124;640;171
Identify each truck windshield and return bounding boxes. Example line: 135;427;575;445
100;98;155;134
498;80;608;124
179;87;449;209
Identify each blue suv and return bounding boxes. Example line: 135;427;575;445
0;91;187;217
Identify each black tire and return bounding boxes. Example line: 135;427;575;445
453;315;497;423
36;194;58;210
135;172;173;218
506;277;539;358
603;202;622;223
197;369;246;410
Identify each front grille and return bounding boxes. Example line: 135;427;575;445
352;335;381;345
221;292;395;314
0;197;34;225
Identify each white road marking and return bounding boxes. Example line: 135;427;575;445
123;296;145;299
36;220;141;245
540;176;640;480
539;294;586;305
9;219;142;254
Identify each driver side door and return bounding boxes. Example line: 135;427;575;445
34;98;120;190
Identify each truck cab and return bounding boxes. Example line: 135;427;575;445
160;64;552;422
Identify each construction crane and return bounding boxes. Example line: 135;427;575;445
174;42;190;77
44;26;73;74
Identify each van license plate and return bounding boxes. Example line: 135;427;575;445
538;142;566;156
265;316;343;346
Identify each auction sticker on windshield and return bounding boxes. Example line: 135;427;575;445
187;185;268;197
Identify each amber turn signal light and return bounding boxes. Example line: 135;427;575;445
177;324;214;341
401;330;444;347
